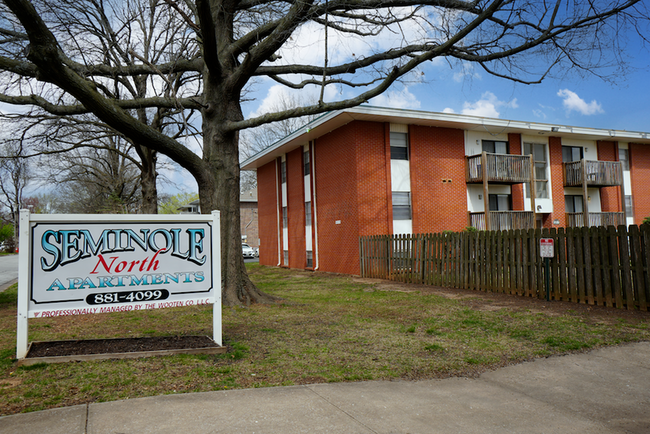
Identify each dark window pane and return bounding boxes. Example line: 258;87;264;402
303;151;310;176
482;140;508;154
625;195;633;216
390;132;408;160
619;149;630;171
390;146;408;160
392;192;411;220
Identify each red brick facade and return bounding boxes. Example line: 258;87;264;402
508;133;525;211
410;125;467;233
598;141;622;214
630;143;650;223
257;160;278;266
253;112;650;276
545;136;564;228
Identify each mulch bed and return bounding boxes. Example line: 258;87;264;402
27;336;219;358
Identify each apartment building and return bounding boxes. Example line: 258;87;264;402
241;106;650;275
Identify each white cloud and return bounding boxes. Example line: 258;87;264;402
557;89;604;115
370;87;421;109
450;92;518;118
248;84;329;119
442;107;455;114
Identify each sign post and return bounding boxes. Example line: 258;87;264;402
16;210;221;359
540;238;554;302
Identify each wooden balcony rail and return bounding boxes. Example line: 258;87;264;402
563;160;623;187
566;212;625;228
466;153;532;184
469;211;535;231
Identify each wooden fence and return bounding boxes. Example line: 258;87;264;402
359;225;650;311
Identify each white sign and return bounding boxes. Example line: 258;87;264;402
17;211;222;359
540;238;554;258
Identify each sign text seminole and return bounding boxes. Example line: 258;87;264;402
28;217;215;318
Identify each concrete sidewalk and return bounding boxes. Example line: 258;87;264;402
1;342;649;434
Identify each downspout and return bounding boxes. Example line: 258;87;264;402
276;159;281;266
311;141;320;270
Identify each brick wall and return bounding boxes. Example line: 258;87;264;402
257;160;279;266
240;202;259;248
287;148;306;268
548;136;565;228
314;121;385;275
597;141;622;214
357;122;391;237
508;133;525;211
630;143;650;223
410;125;467;233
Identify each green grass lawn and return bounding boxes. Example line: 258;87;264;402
1;264;649;415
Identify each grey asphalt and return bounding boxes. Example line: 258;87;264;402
0;254;18;292
1;341;649;434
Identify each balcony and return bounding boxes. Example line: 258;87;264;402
469;211;535;231
566;212;625;228
563;160;623;187
466;153;532;184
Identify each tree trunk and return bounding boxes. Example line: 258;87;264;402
200;93;276;306
138;145;158;214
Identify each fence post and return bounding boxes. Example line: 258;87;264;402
630;225;647;311
618;225;634;310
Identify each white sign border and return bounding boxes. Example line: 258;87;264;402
16;210;222;359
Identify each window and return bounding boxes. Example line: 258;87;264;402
283;250;288;266
562;146;583;163
482;140;508;154
565;195;584;213
625;195;634;217
390;132;408;160
281;161;287;183
488;194;512;211
619;149;630;171
524;142;549;199
282;206;288;228
303;150;311;176
305;201;312;226
306;250;313;268
392;192;411;220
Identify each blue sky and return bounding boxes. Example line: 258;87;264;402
245;54;650;136
242;11;650;135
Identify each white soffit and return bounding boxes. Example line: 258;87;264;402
240;106;650;170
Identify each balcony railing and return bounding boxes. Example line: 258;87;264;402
470;211;535;231
466;153;532;184
563;160;623;187
566;212;625;228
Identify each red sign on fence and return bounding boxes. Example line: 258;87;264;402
540;238;554;258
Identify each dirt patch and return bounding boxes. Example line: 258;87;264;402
27;336;218;358
351;276;650;324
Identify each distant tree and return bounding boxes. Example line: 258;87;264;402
159;192;200;214
43;133;143;214
240;93;319;191
0;140;31;245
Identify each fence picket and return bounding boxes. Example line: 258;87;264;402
618;225;634;310
630;225;647;310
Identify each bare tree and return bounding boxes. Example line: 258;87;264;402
240;92;320;191
0;139;31;245
48;136;143;214
0;0;647;305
